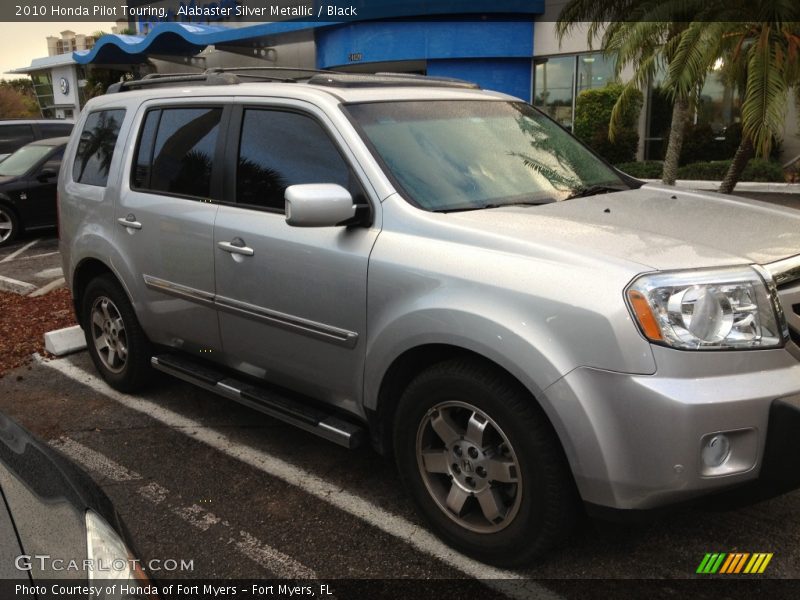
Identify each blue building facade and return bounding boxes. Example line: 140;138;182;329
74;0;545;101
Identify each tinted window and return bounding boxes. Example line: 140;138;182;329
40;123;74;137
0;124;35;154
72;110;125;187
132;110;160;189
141;108;221;199
237;110;354;211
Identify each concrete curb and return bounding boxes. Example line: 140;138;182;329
0;274;37;295
29;277;66;297
44;325;86;356
642;179;800;194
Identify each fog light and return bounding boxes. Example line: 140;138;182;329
702;434;731;468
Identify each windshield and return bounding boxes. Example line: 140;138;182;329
0;144;55;177
346;100;628;211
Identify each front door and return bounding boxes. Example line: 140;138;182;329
213;105;380;412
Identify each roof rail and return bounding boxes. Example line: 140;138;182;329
106;72;240;93
307;72;480;89
204;66;336;77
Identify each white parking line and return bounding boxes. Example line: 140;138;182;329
51;435;317;580
50;437;141;481
37;355;562;600
0;238;39;263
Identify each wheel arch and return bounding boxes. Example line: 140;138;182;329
72;258;132;328
369;343;567;463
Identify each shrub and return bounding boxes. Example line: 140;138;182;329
615;160;663;179
676;159;784;182
574;83;642;165
615;159;785;182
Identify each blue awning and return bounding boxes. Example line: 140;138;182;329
73;22;318;65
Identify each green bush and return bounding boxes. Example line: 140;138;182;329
615;160;663;179
574;83;642;165
677;159;784;182
616;159;785;182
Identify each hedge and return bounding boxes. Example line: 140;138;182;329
574;83;642;165
615;159;785;182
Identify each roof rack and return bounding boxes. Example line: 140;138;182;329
105;69;480;95
307;72;480;89
106;72;241;93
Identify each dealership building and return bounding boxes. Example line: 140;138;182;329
8;0;799;164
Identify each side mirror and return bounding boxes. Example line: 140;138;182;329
37;167;57;182
285;184;356;227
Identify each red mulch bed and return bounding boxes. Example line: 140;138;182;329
0;288;77;377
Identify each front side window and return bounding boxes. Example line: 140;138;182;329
236;109;355;211
347;100;626;212
73;109;125;187
132;107;222;199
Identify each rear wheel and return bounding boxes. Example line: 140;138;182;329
394;359;578;566
82;275;153;392
0;205;20;247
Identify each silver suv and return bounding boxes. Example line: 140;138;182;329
59;70;800;566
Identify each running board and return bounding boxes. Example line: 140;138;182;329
151;354;365;449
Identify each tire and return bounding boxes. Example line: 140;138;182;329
0;204;20;247
393;358;579;567
81;274;153;392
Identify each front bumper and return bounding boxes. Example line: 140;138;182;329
544;344;800;510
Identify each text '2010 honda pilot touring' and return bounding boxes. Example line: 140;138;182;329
58;70;800;566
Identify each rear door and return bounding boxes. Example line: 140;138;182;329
114;101;229;352
212;102;380;410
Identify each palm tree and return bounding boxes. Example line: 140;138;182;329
559;0;800;192
665;5;800;192
557;0;705;185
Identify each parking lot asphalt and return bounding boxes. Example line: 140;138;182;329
0;231;62;295
1;352;799;599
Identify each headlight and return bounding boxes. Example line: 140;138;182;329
86;510;155;598
626;266;786;350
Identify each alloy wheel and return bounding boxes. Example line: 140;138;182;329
90;296;129;374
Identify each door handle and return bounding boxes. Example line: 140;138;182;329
217;239;254;257
117;216;142;230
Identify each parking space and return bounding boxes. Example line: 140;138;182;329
0;352;798;599
0;232;62;295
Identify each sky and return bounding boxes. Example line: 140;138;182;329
0;22;116;79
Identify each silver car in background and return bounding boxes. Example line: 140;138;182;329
58;70;800;566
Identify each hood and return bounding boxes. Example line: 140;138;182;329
445;184;800;271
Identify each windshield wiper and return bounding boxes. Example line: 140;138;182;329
482;199;557;209
566;184;628;200
436;199;556;213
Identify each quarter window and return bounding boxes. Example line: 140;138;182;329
72;109;125;187
236;109;356;211
132;107;222;199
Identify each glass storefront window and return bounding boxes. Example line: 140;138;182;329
577;54;615;94
533;55;575;129
534;53;615;131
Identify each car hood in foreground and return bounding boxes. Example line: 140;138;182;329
0;412;119;581
445;183;800;271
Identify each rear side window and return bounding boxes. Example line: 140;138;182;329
236;109;355;211
72;110;125;187
0;124;35;154
132;107;222;199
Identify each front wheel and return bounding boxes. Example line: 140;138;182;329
81;275;153;392
394;359;578;566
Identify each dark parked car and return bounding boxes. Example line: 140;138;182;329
0;119;74;162
0;137;68;246
0;411;155;596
